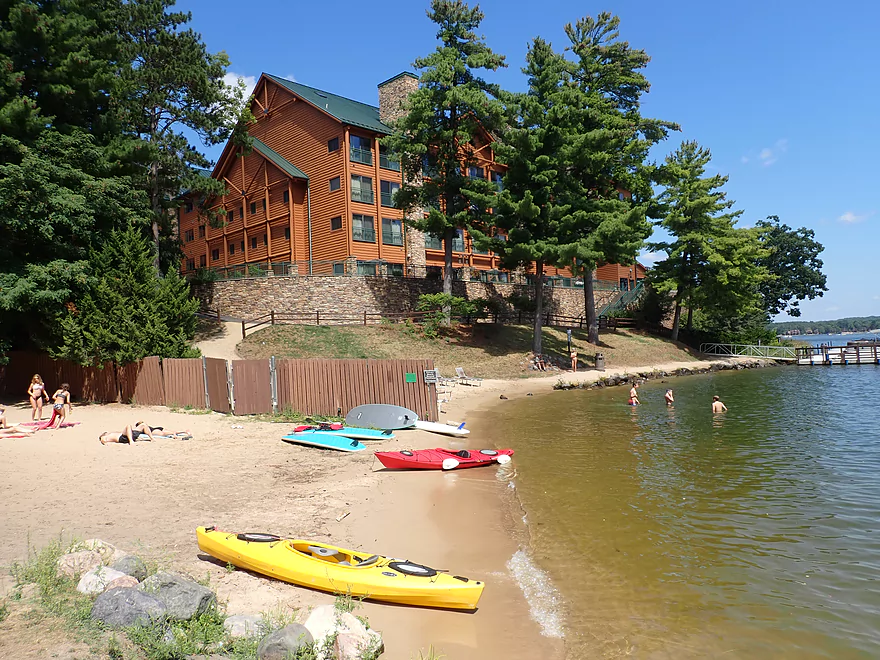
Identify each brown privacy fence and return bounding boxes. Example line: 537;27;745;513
0;352;438;421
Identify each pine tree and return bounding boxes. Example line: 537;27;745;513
560;13;678;343
650;141;768;341
385;0;505;321
57;226;200;365
471;38;570;354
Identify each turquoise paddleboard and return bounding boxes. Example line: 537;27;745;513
290;426;395;441
282;433;367;452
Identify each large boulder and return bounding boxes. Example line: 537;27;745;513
80;539;128;564
138;572;216;621
303;606;382;660
77;566;128;595
224;614;266;638
257;624;314;660
105;575;140;591
57;550;103;579
334;628;384;660
91;587;167;628
110;555;148;582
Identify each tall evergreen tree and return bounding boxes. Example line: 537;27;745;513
472;38;570;354
57;226;199;365
560;13;678;343
385;0;505;320
650;141;768;341
114;0;249;273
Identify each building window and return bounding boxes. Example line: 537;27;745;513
186;258;195;271
380;180;400;207
492;171;503;191
357;261;377;276
350;175;373;204
283;190;289;204
250;202;257;215
618;191;627;201
330;216;342;231
379;146;400;172
284;228;290;240
426;265;442;279
329;176;341;192
262;199;266;211
468;165;485;179
184;229;194;242
184;201;193;213
229;244;235;255
239;206;243;219
352;214;375;242
388;263;404;277
211;249;219;261
349;135;373;165
382;218;403;246
240;241;245;252
198;225;206;238
328;137;340;152
251;237;257;249
425;233;442;250
199;255;206;268
263;234;268;246
452;229;465;252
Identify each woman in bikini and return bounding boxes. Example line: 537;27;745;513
133;421;191;439
27;374;48;421
99;424;154;445
47;383;72;429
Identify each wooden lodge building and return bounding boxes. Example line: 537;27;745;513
178;72;644;289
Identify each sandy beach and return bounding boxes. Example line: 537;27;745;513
0;356;758;658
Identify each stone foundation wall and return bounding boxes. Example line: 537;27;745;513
192;276;618;321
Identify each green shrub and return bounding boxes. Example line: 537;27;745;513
416;294;478;337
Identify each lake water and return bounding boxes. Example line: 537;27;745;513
479;365;880;659
785;331;880;347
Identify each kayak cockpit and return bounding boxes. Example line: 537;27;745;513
288;541;381;568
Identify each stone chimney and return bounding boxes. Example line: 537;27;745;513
378;72;418;124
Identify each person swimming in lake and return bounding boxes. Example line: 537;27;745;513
712;395;728;413
665;389;674;406
628;382;640;405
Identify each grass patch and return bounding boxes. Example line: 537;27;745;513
413;646;445;660
239;324;701;380
249;406;342;425
0;600;8;623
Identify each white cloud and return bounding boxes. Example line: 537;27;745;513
825;306;840;312
838;210;874;224
639;251;665;266
758;139;787;167
284;73;297;82
740;156;749;164
223;72;257;99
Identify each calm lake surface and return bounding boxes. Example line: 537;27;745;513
479;365;880;659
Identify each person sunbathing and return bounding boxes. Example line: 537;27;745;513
133;421;192;439
99;424;154;445
0;424;36;436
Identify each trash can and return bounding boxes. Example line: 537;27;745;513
595;353;605;371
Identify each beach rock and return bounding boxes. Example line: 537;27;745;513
303;605;337;642
138;572;216;621
256;624;314;660
80;539;128;564
105;575;140;591
19;583;38;601
111;555;148;582
57;550;103;578
304;606;381;659
91;586;167;628
333;627;384;660
499;394;508;400
224;614;266;638
77;566;128;595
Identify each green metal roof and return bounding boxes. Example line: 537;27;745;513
252;137;308;180
265;73;392;135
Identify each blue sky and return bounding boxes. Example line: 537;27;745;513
177;0;879;322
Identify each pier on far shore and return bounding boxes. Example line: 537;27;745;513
796;341;880;366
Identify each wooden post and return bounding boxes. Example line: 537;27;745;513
241;320;246;338
316;310;320;326
363;310;367;325
271;310;275;326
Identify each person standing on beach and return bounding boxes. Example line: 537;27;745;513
47;383;72;429
712;395;727;413
570;348;578;372
628;382;640;405
27;374;48;421
665;389;674;406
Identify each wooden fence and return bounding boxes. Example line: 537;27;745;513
0;352;437;420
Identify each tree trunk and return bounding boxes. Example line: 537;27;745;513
671;296;683;342
149;110;162;275
532;259;545;355
442;226;454;325
685;302;693;332
584;268;598;344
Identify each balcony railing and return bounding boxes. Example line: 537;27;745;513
380;153;401;171
350;147;373;165
352;226;376;242
351;189;374;204
425;235;442;250
382;231;404;246
381;191;399;207
452;238;465;252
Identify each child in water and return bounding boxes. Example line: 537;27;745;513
665;389;674;406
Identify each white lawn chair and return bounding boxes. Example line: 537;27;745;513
455;367;483;386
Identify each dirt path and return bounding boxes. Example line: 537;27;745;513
194;320;243;361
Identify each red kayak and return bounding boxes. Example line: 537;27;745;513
374;448;514;470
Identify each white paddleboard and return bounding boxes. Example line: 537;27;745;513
413;420;470;438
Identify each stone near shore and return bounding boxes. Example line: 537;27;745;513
91;586;167;628
57;550;103;579
80;538;128;564
76;566;128;595
303;606;382;660
256;624;314;660
224;614;266;638
138;572;216;621
334;629;384;660
105;575;140;591
110;555;148;582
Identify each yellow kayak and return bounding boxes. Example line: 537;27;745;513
196;526;484;610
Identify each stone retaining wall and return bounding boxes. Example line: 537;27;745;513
192;276;618;321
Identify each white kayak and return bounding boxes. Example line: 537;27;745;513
413;420;470;438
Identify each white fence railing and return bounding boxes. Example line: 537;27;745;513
699;343;797;360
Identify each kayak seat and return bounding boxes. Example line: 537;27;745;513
337;561;352;566
455;450;471;459
308;546;341;559
356;554;380;567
